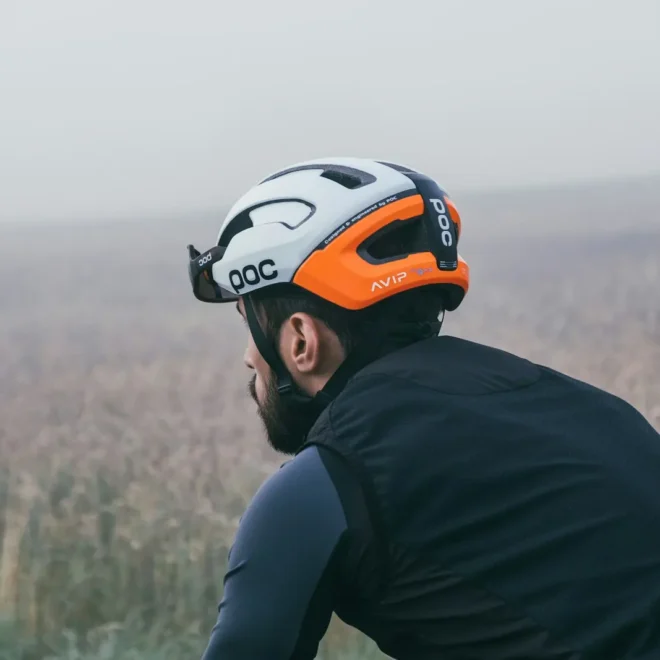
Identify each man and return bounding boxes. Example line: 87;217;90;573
187;158;660;659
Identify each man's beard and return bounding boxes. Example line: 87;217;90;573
248;374;322;455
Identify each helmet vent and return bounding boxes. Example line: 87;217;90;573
319;169;364;189
218;208;252;247
358;217;427;265
261;163;376;189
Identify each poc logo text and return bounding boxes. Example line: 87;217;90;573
430;198;454;247
229;259;278;293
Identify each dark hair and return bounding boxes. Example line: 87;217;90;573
251;283;445;355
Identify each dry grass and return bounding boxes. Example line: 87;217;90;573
0;178;658;658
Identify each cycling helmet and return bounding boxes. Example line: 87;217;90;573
187;157;470;406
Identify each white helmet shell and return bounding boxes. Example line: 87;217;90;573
211;157;418;297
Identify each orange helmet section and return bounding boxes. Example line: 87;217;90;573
293;195;470;311
446;197;462;240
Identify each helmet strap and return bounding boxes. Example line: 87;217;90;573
243;294;312;402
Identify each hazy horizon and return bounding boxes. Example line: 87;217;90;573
2;0;659;222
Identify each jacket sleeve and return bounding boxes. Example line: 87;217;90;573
200;445;348;660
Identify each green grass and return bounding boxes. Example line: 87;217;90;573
0;619;209;660
0;618;387;660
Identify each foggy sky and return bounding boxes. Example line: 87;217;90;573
1;0;659;221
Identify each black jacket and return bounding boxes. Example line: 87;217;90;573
203;335;660;659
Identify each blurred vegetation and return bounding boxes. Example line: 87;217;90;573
0;183;658;659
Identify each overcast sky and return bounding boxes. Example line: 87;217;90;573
1;0;659;221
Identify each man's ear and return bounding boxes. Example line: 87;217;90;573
277;313;347;395
282;313;323;375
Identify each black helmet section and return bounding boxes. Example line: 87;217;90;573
409;174;459;272
409;173;464;311
377;162;464;312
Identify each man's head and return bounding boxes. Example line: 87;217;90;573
186;158;470;451
238;284;445;454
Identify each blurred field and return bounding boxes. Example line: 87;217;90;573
0;176;659;659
